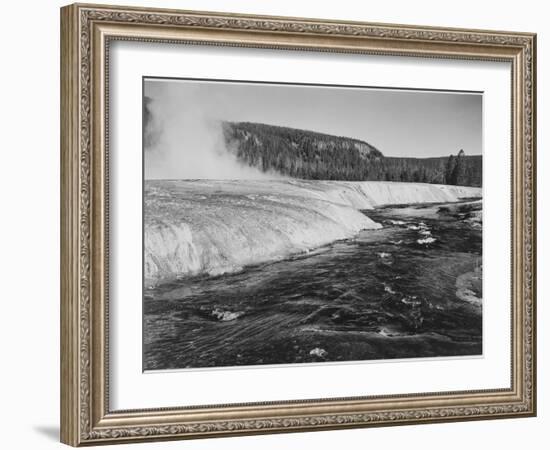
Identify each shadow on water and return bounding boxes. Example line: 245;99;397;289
144;200;482;370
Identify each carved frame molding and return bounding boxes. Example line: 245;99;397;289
60;3;536;446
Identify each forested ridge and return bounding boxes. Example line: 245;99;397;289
223;121;482;187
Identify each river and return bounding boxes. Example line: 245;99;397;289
144;199;482;370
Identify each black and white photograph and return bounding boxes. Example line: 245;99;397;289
143;78;483;371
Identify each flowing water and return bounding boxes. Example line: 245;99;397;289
144;200;482;370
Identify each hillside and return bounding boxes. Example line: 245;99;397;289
223;121;482;187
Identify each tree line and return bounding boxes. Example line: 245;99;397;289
223;121;482;186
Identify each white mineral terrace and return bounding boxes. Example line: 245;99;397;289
144;180;481;285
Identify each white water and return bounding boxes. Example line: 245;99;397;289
144;180;481;285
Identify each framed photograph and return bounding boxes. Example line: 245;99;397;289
60;3;537;446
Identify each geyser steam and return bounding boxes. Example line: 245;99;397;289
144;80;273;180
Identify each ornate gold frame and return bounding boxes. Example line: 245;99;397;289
60;3;536;446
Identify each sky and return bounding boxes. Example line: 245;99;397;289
144;77;482;180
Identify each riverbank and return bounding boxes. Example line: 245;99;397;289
144;180;482;285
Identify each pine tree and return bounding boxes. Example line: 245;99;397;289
451;149;466;185
445;154;457;184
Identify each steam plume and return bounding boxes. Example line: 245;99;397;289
144;80;274;180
